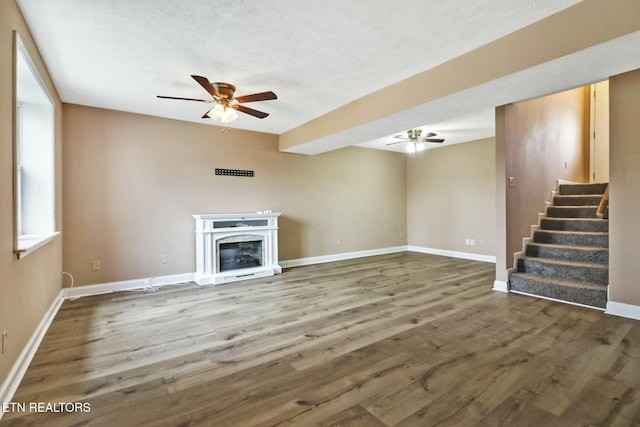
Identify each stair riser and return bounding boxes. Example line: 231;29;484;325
518;259;608;285
553;195;603;206
526;245;608;265
559;183;608;195
546;207;598;218
510;275;606;308
540;218;608;232
533;231;608;247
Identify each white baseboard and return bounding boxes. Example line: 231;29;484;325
61;272;195;299
281;246;407;268
407;246;496;263
0;292;64;417
605;301;640;321
493;280;508;293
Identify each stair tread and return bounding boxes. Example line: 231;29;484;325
549;205;598;209
540;217;609;229
543;217;606;221
510;273;608;290
555;194;604;196
519;255;608;270
536;229;608;236
554;193;603;197
553;197;603;206
558;183;608;196
526;242;608;252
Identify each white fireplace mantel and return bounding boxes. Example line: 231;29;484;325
193;213;282;285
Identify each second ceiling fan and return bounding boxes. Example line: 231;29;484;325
157;75;277;123
386;129;445;157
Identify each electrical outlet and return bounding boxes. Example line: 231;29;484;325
2;331;7;354
92;260;101;271
337;239;343;246
161;255;168;264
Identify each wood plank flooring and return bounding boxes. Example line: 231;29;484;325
3;252;640;426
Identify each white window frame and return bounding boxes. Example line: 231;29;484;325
13;32;58;259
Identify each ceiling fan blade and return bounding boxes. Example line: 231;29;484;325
191;75;220;98
385;140;406;146
393;135;406;139
235;91;278;103
426;132;438;138
235;104;269;119
157;95;211;102
424;138;445;143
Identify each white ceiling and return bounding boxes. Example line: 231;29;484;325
14;0;593;152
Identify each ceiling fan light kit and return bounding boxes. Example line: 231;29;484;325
205;103;238;123
408;141;418;158
157;75;277;124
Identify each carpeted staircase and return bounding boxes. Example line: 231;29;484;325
509;182;609;309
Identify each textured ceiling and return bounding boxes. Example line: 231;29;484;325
16;0;585;151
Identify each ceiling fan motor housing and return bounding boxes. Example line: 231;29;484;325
215;83;236;100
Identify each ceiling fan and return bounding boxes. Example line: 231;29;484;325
386;129;445;157
157;75;277;123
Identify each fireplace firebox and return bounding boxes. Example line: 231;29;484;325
218;237;263;272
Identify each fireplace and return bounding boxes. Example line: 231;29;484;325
193;213;281;285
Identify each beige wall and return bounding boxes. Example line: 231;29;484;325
609;69;640;306
62;104;407;285
503;87;590;268
407;138;496;256
0;1;63;383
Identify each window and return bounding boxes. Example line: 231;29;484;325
13;32;57;259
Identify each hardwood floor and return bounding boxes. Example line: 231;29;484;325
3;252;640;426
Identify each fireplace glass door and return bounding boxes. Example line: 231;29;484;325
218;236;264;272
